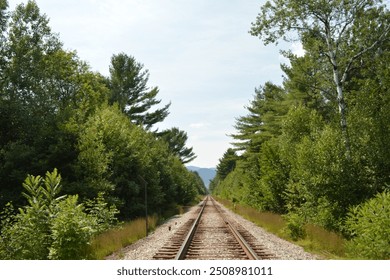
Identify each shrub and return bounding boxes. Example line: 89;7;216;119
0;170;63;259
345;191;390;259
284;212;306;241
49;196;96;260
0;169;119;259
84;192;120;234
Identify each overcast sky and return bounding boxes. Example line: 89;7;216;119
8;0;301;168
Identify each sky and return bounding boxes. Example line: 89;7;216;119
8;0;301;168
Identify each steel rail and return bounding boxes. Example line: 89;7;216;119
175;195;260;260
210;197;260;260
174;196;208;260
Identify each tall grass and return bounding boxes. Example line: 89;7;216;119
216;197;287;236
89;216;157;260
215;197;346;259
299;224;345;258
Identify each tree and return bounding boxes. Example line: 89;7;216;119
108;53;170;130
250;0;390;155
281;51;335;121
158;127;197;164
0;0;210;223
216;148;238;180
231;82;286;153
0;0;65;207
0;0;6;101
1;0;62;139
0;1;110;208
0;0;7;27
0;0;7;53
230;82;287;185
0;0;8;58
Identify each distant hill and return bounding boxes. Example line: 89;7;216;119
186;166;216;188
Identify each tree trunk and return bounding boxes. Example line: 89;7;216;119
332;59;351;158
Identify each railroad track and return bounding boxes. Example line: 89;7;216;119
153;196;274;260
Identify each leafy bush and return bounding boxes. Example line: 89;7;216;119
284;212;306;241
49;195;95;260
0;169;119;260
0;170;63;259
345;191;390;259
84;192;120;234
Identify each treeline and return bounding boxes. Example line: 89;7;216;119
211;0;390;259
0;0;205;232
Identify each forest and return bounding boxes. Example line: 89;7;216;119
211;0;390;259
0;0;206;259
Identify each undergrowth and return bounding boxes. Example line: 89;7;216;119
215;197;346;259
89;216;158;260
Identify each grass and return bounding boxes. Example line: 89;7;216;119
89;216;158;260
215;197;346;259
89;201;198;259
299;224;346;259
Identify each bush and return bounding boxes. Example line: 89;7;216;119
0;169;118;259
0;202;50;259
345;191;390;259
284;212;306;241
84;192;120;234
49;195;96;259
0;170;62;259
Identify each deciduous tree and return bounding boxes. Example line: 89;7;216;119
250;0;390;155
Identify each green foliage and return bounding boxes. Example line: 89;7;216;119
0;1;110;208
49;195;95;260
212;168;248;203
345;191;390;259
216;148;238;180
284;212;306;241
216;197;346;258
108;53;170;130
231;82;287;153
250;0;390;156
212;2;390;254
0;170;119;260
68;105;201;218
257;139;289;213
84;193;120;234
158;127;197;164
0;0;7;45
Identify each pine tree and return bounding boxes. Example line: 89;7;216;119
108;53;170;130
158;127;197;164
216;148;238;180
231;82;286;154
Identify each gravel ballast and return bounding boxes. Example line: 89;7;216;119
114;200;317;260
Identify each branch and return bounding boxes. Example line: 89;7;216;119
341;24;390;83
335;16;355;48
